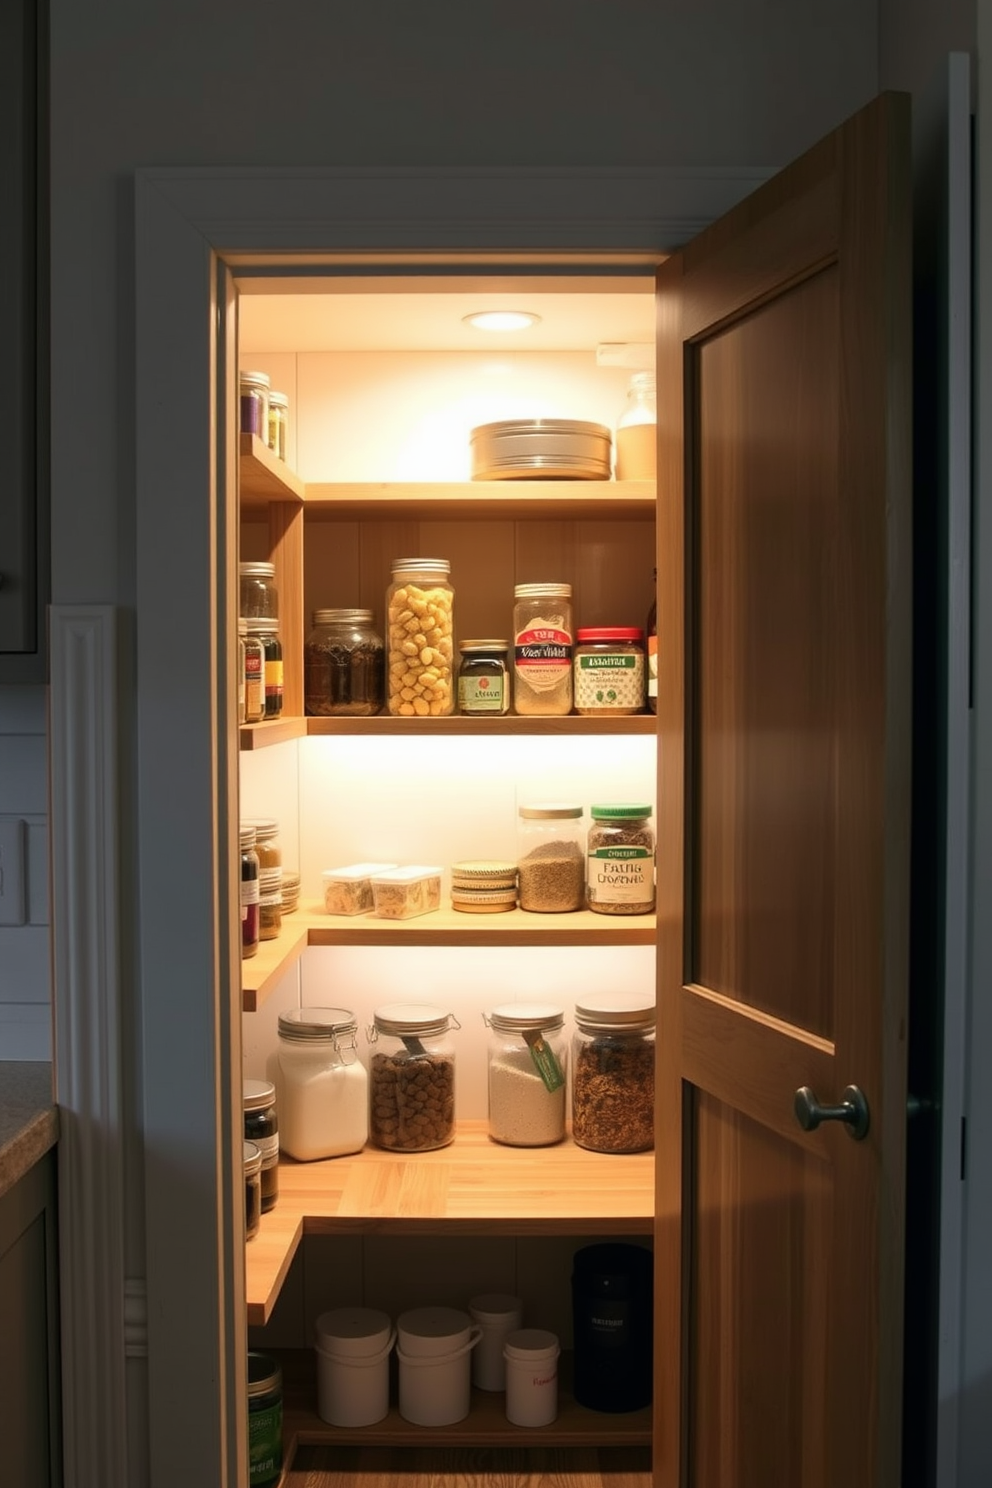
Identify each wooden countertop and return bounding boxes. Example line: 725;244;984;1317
0;1062;58;1200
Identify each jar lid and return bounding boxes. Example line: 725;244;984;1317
391;557;451;577
574;993;656;1033
469;1293;523;1322
278;1006;358;1042
514;582;571;599
243;817;279;841
243;1079;276;1111
268;390;289;409
397;1306;472;1354
239;825;257;849
488;1001;564;1033
590;803;653;819
311;607;376;626
576;627;644;642
243;1140;262;1176
246;618;280;634
247;1350;282;1398
315;1307;393;1357
518;803;583;820
373;1002;454;1038
451;859;517;881
458;639;508;653
239;561;275;578
239;370;271;391
503;1328;560;1361
238;618;247;635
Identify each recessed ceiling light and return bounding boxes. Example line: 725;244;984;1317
463;311;541;332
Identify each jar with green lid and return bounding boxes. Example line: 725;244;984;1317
386;558;455;716
239;560;278;620
246;619;283;719
247;1351;283;1486
305;608;385;717
367;1003;458;1151
458;639;509;715
266;390;288;462
517;804;585;913
573;627;646;716
485;1003;567;1147
586;804;656;915
512;583;573;716
571;993;655;1153
239;370;270;440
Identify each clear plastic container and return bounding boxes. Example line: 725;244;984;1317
512;583;573;716
239;561;278;620
571;993;656;1153
386;558;455;716
615;371;656;481
369;865;442;920
517;804;585;913
304;608;385;717
586;804;656;915
485;1002;567;1147
276;1007;368;1161
367;1003;458;1151
321;862;399;916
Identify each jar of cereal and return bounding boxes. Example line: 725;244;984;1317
571;993;655;1153
386;559;455;717
367;1003;458;1151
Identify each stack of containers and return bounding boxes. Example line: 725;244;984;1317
449;859;518;914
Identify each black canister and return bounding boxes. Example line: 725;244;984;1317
571;1242;653;1412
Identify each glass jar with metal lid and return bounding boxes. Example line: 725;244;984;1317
243;1079;279;1212
246;619;283;719
571;993;656;1153
276;1007;368;1161
517;803;585;913
266;390;288;462
243;1140;262;1240
386;558;455;717
239;370;270;440
304;608;385;717
243;625;265;723
586;804;655;915
241;817;281;873
367;1003;459;1152
457;639;509;716
239;560;278;620
484;1003;567;1147
512;583;573;716
240;825;260;959
247;1350;283;1486
573;627;646;716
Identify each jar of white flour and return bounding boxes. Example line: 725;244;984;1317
484;1003;567;1147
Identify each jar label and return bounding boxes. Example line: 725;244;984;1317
248;1398;282;1485
264;658;284;701
241;879;260;908
588;846;654;903
514;625;572;691
574;653;645;710
251;1133;279;1163
522;1028;565;1092
458;674;505;712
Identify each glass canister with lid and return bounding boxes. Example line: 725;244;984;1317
517;803;585;913
304;608;385;717
367;1002;459;1152
570;993;656;1153
276;1007;368;1161
512;582;573;716
485;1002;567;1147
586;804;656;915
457;639;509;716
239;370;270;440
239;560;279;620
385;557;455;717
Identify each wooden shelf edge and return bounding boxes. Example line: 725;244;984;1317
302;479;655;520
240;716;308;750
240;435;306;504
305;713;657;736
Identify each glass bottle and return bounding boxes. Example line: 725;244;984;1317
237;618;248;725
266;390;288;462
516;804;585;913
243;627;266;724
367;1003;458;1151
457;639;509;715
385;558;455;717
586;804;656;916
485;1002;567;1147
240;824;260;958
246;618;283;719
512;583;573;716
239;370;270;440
304;608;385;717
615;371;656;481
239;561;279;621
571;994;656;1153
276;1007;368;1161
243;1079;279;1212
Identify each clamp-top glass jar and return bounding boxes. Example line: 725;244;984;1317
571;993;656;1153
512;583;573;716
305;608;385;717
485;1003;567;1147
386;558;455;716
276;1007;368;1161
368;1003;458;1151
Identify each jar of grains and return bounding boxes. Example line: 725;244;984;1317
586;804;656;915
386;558;455;716
571;993;656;1153
304;608;385;717
573;627;646;716
276;1008;368;1161
485;1003;567;1147
512;583;573;716
367;1002;458;1152
517;804;585;913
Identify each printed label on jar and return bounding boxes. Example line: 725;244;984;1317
248;1398;282;1485
514;626;572;691
264;657;284;703
647;635;658;700
588;846;654;903
574;653;644;711
459;674;505;712
241;878;260;909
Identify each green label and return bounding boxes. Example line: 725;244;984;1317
248;1400;282;1485
577;654;637;671
523;1029;565;1092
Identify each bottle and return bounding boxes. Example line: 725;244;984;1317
385;558;455;717
246;619;283;719
243;1079;279;1212
615;371;656;481
646;569;657;715
240;825;260;959
512;583;573;716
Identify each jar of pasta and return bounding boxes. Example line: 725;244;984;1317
512;583;573;716
386;559;455;717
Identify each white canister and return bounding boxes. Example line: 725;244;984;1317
314;1307;395;1428
468;1293;523;1391
395;1306;482;1427
503;1328;560;1428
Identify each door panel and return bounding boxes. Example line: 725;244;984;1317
655;93;911;1487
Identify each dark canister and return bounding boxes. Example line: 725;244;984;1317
571;1242;653;1412
243;1079;279;1212
247;1350;283;1486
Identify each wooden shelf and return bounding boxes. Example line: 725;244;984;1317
239;434;306;504
241;713;656;749
246;1122;654;1325
304;479;654;520
239;716;307;750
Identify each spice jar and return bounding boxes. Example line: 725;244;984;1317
573;628;646;716
512;583;573;715
304;608;385;717
457;639;509;716
243;1140;262;1239
571;993;656;1153
614;371;657;481
276;1008;369;1161
485;1003;567;1147
386;558;455;717
239;370;270;440
239;561;279;621
258;873;283;940
247;1350;283;1487
240;825;260;959
586;804;656;915
243;626;265;724
517;804;585;913
368;1003;458;1152
243;1079;279;1212
242;817;282;873
266;390;288;462
246;619;283;719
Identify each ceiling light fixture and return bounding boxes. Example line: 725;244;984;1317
463;311;541;332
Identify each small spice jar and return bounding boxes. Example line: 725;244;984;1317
386;558;455;717
517;804;585;913
258;871;283;940
485;1003;567;1147
367;1003;458;1152
243;1140;262;1239
266;390;288;461
242;817;281;873
571;993;656;1154
243;626;265;724
247;1350;283;1487
586;804;656;915
304;608;385;717
243;1079;279;1212
276;1008;368;1161
240;825;260;959
573;627;646;716
239;370;270;440
512;583;573;716
458;639;509;715
246;619;283;719
239;561;279;621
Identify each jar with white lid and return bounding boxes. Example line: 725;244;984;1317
239;561;278;620
517;803;585;913
571;993;656;1153
485;1003;567;1147
385;557;455;716
503;1328;560;1427
276;1007;368;1161
512;582;573;716
367;1003;458;1151
239;370;270;440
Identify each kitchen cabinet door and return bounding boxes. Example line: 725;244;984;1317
654;93;911;1487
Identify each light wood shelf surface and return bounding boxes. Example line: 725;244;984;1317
246;1122;654;1325
241;713;656;748
240;435;306;504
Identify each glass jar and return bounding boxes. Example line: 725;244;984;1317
276;1007;368;1161
247;1351;283;1487
517;804;585;913
646;569;657;716
485;1003;567;1147
239;561;279;621
243;1079;279;1212
258;873;283;941
571;994;656;1153
586;804;656;916
246;619;283;719
457;639;509;716
615;371;656;481
573;627;646;716
242;817;281;873
244;627;266;723
239;370;271;440
238;618;248;725
304;608;385;717
386;558;455;717
266;390;288;462
512;583;573;716
240;825;260;958
368;1003;458;1151
244;1140;262;1239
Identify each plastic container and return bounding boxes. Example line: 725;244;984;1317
368;1003;458;1152
322;862;399;917
305;608;385;717
571;1243;653;1412
239;371;271;441
395;1306;482;1426
239;560;278;621
468;1293;523;1391
512;583;573;716
247;1350;282;1486
503;1329;561;1427
485;1003;567;1147
517;804;585;913
243;1079;279;1212
571;993;656;1154
276;1007;368;1161
586;804;656;915
573;627;646;715
315;1307;395;1428
369;865;442;920
386;557;455;717
615;371;656;481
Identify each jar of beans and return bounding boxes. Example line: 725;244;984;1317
385;558;455;717
571;993;655;1153
367;1003;459;1151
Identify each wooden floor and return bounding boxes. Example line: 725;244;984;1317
281;1443;652;1487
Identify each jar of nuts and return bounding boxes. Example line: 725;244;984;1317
386;558;455;717
571;993;655;1153
367;1002;459;1152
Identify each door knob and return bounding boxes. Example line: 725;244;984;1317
794;1084;870;1141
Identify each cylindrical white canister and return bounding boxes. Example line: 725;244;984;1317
314;1307;395;1428
503;1328;560;1428
395;1306;482;1427
468;1293;523;1391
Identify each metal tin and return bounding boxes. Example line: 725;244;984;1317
470;419;612;481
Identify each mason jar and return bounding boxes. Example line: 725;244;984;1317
367;1002;458;1151
571;993;656;1153
304;608;385;717
239;560;278;620
239;370;270;440
385;558;455;717
512;582;573;716
276;1007;368;1161
485;1003;567;1147
240;824;260;959
517;803;585;913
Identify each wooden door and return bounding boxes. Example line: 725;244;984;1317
654;93;911;1487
